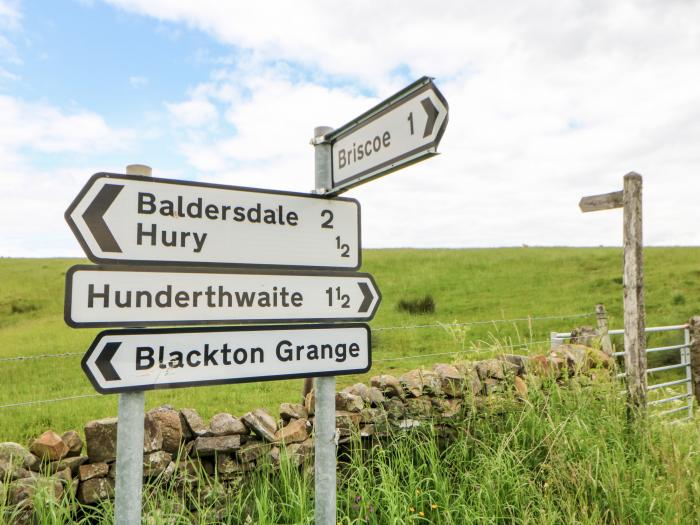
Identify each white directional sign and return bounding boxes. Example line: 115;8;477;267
65;265;381;327
66;173;361;269
324;76;448;195
82;324;371;394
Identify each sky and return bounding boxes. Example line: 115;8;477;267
1;0;699;257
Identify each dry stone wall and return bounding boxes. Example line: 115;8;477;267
0;344;612;519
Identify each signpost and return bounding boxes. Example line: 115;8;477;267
65;76;447;525
82;324;371;394
65;265;381;327
321;76;448;195
66;173;361;269
579;172;646;417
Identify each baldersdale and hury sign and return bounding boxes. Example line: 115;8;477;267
66;173;361;270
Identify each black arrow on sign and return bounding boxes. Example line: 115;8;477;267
82;184;123;253
96;342;121;381
421;97;439;138
357;282;373;313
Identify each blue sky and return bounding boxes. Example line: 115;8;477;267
1;1;700;256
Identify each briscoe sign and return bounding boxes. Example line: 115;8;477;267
81;324;371;394
324;76;448;195
65;173;361;270
65;265;381;327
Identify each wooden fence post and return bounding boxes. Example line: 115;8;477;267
596;304;613;356
622;173;646;415
688;316;700;405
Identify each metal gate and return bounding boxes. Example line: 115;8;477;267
551;324;693;422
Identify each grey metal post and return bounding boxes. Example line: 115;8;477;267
114;163;151;525
550;332;562;350
312;126;336;524
622;172;646;415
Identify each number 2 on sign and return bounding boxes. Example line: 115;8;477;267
335;236;350;258
321;209;333;228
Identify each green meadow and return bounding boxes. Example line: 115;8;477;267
1;247;699;443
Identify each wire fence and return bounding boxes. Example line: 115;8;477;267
0;310;596;411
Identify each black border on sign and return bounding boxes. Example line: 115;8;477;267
81;323;372;394
327;79;449;196
64;265;382;327
65;173;362;271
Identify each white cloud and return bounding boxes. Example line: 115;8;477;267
147;0;700;247
129;75;149;88
0;95;133;153
0;0;20;30
0;96;139;256
4;0;700;257
166;98;218;127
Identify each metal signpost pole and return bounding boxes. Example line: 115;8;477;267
114;163;150;525
313;125;337;525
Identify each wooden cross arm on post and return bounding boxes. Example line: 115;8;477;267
579;190;623;213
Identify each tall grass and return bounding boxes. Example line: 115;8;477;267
3;379;698;524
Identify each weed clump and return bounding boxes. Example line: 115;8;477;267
672;294;686;305
10;300;38;314
397;295;435;315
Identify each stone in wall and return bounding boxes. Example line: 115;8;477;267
370;374;403;398
84;418;118;463
148;406;184;454
242;409;277;442
433;364;464;398
79;462;109;482
335;391;363;412
78;477;114;505
60;430;83;458
237;441;271;463
0;443;37;480
275;418;308;445
209;413;247;436
399;369;438;397
30;431;69;462
180;408;210;438
279;403;308;422
193;435;242;456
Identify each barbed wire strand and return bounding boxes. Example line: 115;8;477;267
374;339;552;363
0;311;596;410
372;311;593;332
0;311;595;365
0;393;101;410
0;352;83;363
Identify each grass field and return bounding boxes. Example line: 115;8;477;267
1;247;699;443
2;381;700;524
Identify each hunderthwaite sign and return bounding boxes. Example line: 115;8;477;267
81;324;371;394
65;173;361;270
65;265;381;327
323;76;448;195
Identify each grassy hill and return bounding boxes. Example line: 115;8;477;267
1;247;699;442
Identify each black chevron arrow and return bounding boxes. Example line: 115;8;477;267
82;184;123;253
96;342;121;381
421;97;439;138
357;282;373;313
